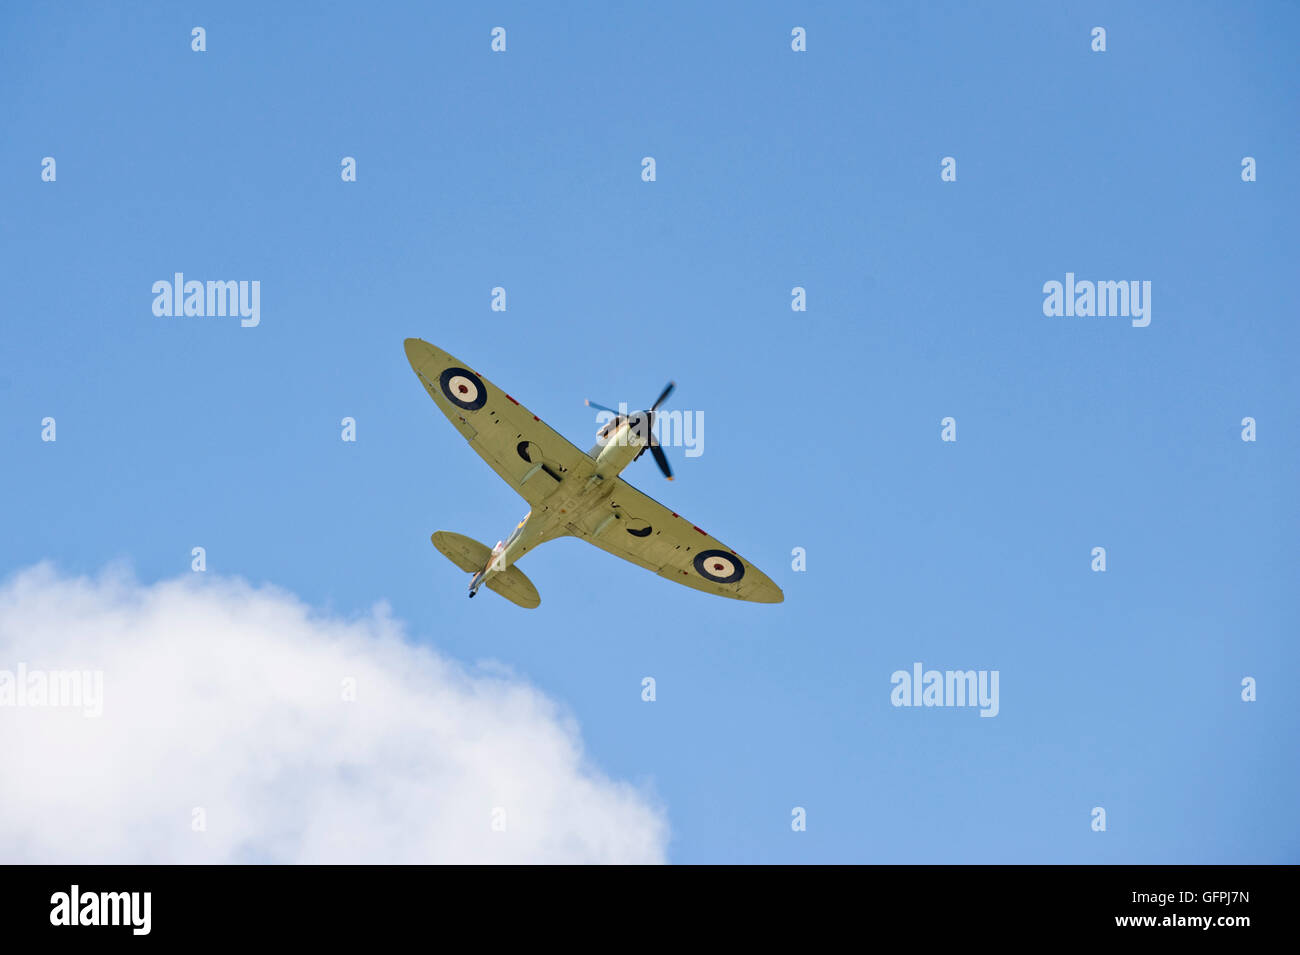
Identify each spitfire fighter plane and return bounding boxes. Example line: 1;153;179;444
404;339;784;608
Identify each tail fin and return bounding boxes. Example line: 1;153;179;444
430;532;541;609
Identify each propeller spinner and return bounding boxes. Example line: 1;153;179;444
585;381;676;480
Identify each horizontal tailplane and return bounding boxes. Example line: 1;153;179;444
430;531;541;609
484;566;540;609
431;531;492;573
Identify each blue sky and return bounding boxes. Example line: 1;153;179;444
2;1;1297;862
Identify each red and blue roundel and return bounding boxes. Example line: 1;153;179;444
440;367;487;410
693;549;745;584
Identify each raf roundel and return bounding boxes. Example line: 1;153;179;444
439;367;487;411
693;548;745;584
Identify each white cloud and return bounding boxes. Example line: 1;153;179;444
0;563;667;863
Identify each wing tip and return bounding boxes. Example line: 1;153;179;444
404;337;435;363
742;575;784;604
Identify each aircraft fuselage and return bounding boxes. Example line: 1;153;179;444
468;414;650;597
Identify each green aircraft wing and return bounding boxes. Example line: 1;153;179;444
547;480;785;604
404;338;592;507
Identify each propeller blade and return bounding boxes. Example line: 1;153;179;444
585;398;618;414
630;412;650;444
649;439;673;480
650;381;675;412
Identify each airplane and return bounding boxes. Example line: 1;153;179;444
404;339;784;608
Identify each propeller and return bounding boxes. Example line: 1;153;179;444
648;437;673;480
584;382;676;480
